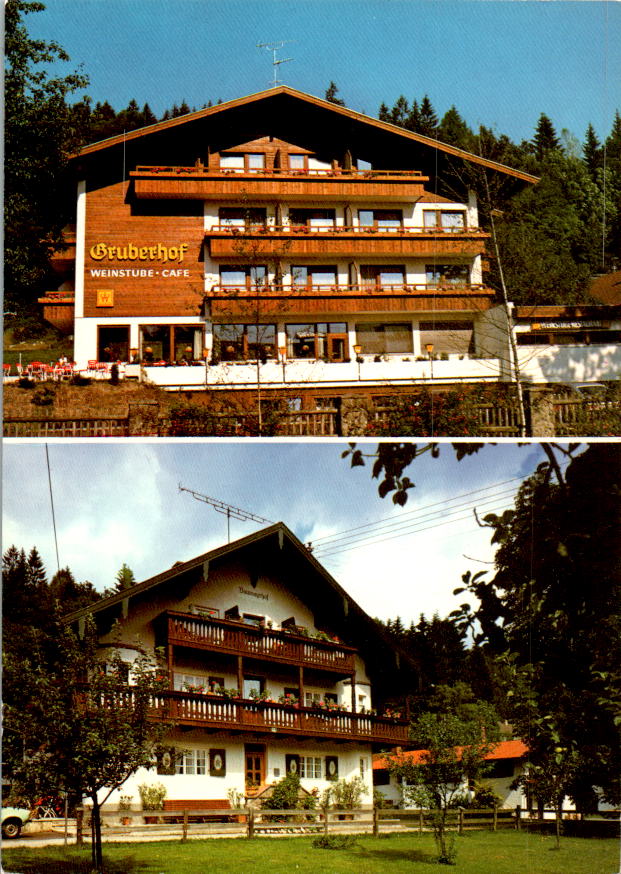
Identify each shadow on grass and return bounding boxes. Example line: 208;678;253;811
355;847;438;865
2;852;151;874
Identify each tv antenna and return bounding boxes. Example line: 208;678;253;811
179;485;273;543
257;40;294;87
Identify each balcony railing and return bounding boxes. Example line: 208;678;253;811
134;165;426;180
80;686;409;743
166;611;357;674
159;691;409;743
207;223;487;236
207;283;491;298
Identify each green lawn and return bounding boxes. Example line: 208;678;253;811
3;832;619;874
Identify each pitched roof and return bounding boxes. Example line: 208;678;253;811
373;739;529;770
75;86;538;184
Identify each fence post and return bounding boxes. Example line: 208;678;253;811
493;806;498;832
247;806;255;839
515;804;521;831
373;805;379;837
419;808;424;834
75;805;84;845
182;809;188;842
458;807;464;835
323;805;329;836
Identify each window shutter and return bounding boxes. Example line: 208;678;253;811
209;748;226;777
325;755;339;781
285;754;301;776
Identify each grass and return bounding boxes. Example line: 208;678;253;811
3;831;619;874
3;327;73;368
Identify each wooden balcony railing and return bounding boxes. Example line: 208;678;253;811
134;165;426;180
207;224;487;237
206;283;492;299
79;686;409;743
159;691;409;743
166;611;357;674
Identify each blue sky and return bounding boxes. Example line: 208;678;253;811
26;0;618;144
3;441;565;624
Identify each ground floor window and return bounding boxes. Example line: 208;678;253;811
98;326;130;362
418;321;474;355
213;324;276;361
175;748;207;775
299;757;322;779
285;323;348;360
355;322;413;354
140;324;202;363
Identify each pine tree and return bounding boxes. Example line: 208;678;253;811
390;95;410;128
115;563;136;592
438;105;474;149
178;100;191;116
406;99;421;133
532;113;561;161
141;102;157;126
325;81;345;106
418;95;438;136
378;102;391;122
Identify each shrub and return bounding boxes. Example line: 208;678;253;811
312;834;358;850
471;784;502;809
329;776;366;809
137;782;166;810
31;385;56;406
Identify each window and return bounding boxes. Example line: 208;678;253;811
98;326;130;362
423;210;467;231
219;207;266;229
139;325;202;362
219;265;267;290
359;209;402;231
243;676;264;698
247;153;265;172
305;691;322;707
361;265;405;289
360;757;369;777
242;613;264;627
299;757;322;779
292;265;338;288
219;154;245;172
208;676;225;693
355;323;413;354
175;749;207;775
213;324;276;361
285;323;348;360
324;693;338;705
425;264;470;286
174;673;209;692
288;154;306;171
289;209;335;230
419;321;474;355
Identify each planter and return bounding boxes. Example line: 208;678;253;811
120;816;131;826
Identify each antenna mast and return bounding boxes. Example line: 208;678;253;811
257;41;294;87
179;485;273;543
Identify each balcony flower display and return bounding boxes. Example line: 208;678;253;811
182;682;206;694
278;693;299;707
381;707;404;720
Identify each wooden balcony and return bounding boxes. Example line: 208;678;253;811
206;282;493;300
207;224;488;259
157;690;410;744
50;231;76;273
165;611;357;675
130;166;428;202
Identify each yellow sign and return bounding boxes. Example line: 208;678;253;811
89;242;189;263
96;289;114;307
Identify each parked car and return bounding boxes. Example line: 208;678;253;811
1;806;31;838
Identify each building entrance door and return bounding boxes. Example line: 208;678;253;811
245;744;265;792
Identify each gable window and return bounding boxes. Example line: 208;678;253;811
423;209;466;232
355;323;413;354
247;153;266;172
358;209;402;231
220;154;245;172
425;264;470;287
288;153;306;171
213;323;276;361
220;153;266;173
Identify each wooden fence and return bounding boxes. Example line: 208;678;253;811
3;417;129;438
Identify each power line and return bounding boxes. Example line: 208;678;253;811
45;444;60;573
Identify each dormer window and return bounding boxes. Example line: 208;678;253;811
247;153;265;172
219;153;266;172
289;154;306;171
220;154;245;172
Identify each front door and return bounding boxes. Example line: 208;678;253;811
245;743;265;792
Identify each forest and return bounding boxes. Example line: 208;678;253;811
4;0;621;323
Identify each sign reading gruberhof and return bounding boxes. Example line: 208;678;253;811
88;242;191;278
